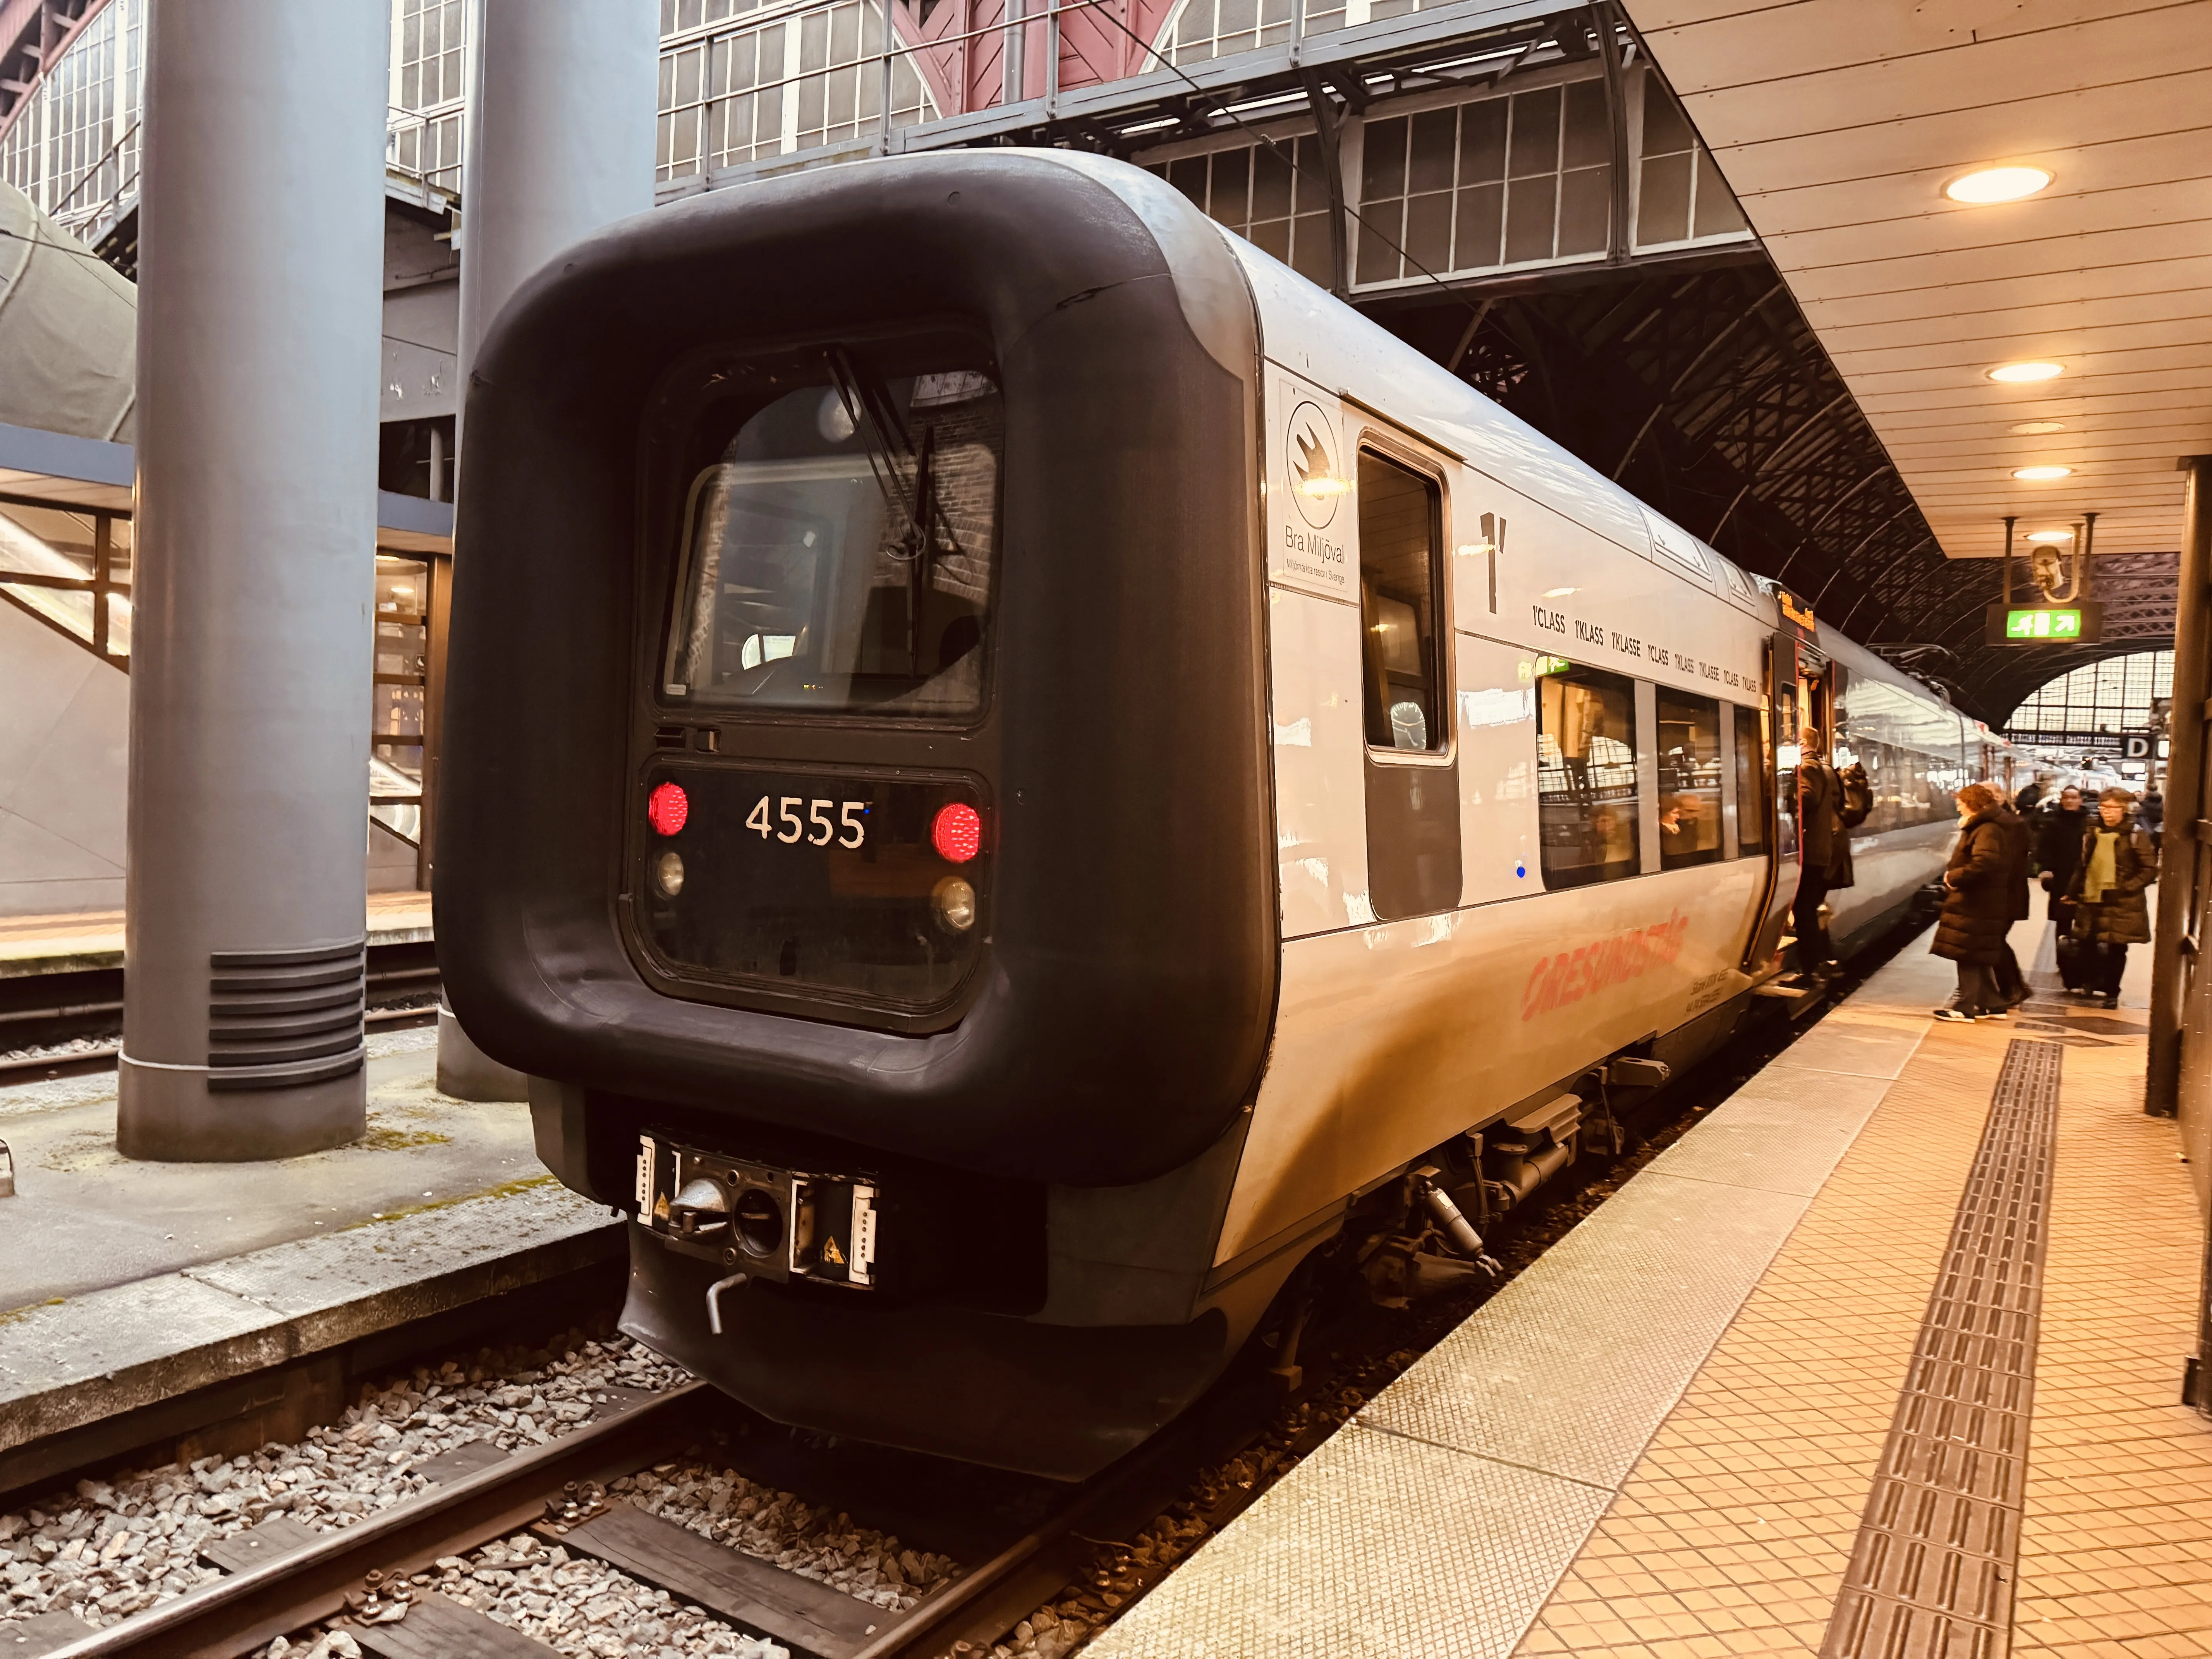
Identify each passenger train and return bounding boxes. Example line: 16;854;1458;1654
438;150;2015;1479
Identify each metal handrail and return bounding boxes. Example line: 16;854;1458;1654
384;102;465;196
46;116;138;217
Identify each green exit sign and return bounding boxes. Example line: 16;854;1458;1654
1986;601;2104;644
2009;608;2081;638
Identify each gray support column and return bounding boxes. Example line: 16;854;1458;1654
455;0;659;423
2150;455;2211;1122
435;0;657;1103
118;0;390;1160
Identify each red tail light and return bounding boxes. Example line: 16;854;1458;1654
647;780;689;836
931;802;982;863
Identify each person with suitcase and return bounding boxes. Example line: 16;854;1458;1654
2062;788;2158;1010
2037;784;2090;990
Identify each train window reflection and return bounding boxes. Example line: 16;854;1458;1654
1657;689;1723;869
1357;451;1444;752
1846;737;1949;833
663;361;1000;719
1535;664;1639;888
1734;703;1768;855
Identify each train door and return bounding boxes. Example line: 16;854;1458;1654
1741;607;1832;972
1348;428;1461;919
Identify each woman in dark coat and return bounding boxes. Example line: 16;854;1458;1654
1932;782;2015;1021
2062;788;2157;1008
2035;785;2089;921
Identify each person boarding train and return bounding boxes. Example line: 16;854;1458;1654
1791;727;1870;981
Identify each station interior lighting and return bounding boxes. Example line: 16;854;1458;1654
1944;166;2053;204
2012;465;2074;480
2012;420;2068;435
1988;361;2065;384
2026;530;2073;543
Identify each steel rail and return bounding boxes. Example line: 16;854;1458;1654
857;1386;1264;1659
43;1384;718;1659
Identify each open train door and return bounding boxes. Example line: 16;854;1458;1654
1741;589;1831;974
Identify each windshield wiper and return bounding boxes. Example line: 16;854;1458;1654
825;349;956;674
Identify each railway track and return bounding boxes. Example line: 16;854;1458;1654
9;918;1921;1659
26;1366;1265;1659
0;950;442;1084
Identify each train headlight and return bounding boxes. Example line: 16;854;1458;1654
654;850;685;897
932;875;977;933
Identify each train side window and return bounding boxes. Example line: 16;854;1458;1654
1656;688;1723;869
1356;450;1444;752
1535;663;1639;887
1733;703;1768;854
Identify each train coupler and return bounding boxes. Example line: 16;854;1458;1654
635;1132;878;1291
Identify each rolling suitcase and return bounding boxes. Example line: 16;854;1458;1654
2056;906;2100;992
2054;931;2088;990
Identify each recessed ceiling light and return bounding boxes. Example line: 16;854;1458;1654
1988;361;2064;383
2011;420;2067;435
2013;465;2073;481
1945;166;2052;205
2025;530;2073;543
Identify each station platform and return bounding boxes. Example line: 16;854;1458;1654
0;891;433;978
0;1026;622;1499
1091;923;2212;1659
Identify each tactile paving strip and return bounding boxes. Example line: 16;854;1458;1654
1820;1039;2061;1659
1640;1088;1886;1199
1092;1424;1617;1659
1357;1171;1811;1489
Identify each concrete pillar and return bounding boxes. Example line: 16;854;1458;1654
435;0;657;1103
118;0;390;1161
455;0;659;419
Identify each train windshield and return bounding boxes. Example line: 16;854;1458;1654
662;359;1001;719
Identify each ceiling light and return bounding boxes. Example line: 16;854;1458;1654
1988;361;2064;384
1945;166;2052;205
2012;465;2073;480
1542;586;1577;598
2025;530;2072;543
2011;420;2066;435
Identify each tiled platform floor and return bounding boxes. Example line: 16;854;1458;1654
1091;920;2212;1659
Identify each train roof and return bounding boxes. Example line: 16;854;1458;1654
1041;152;1980;739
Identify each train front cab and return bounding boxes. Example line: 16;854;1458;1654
436;153;1307;1480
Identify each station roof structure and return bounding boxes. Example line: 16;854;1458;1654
1618;0;2209;721
8;0;2198;722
